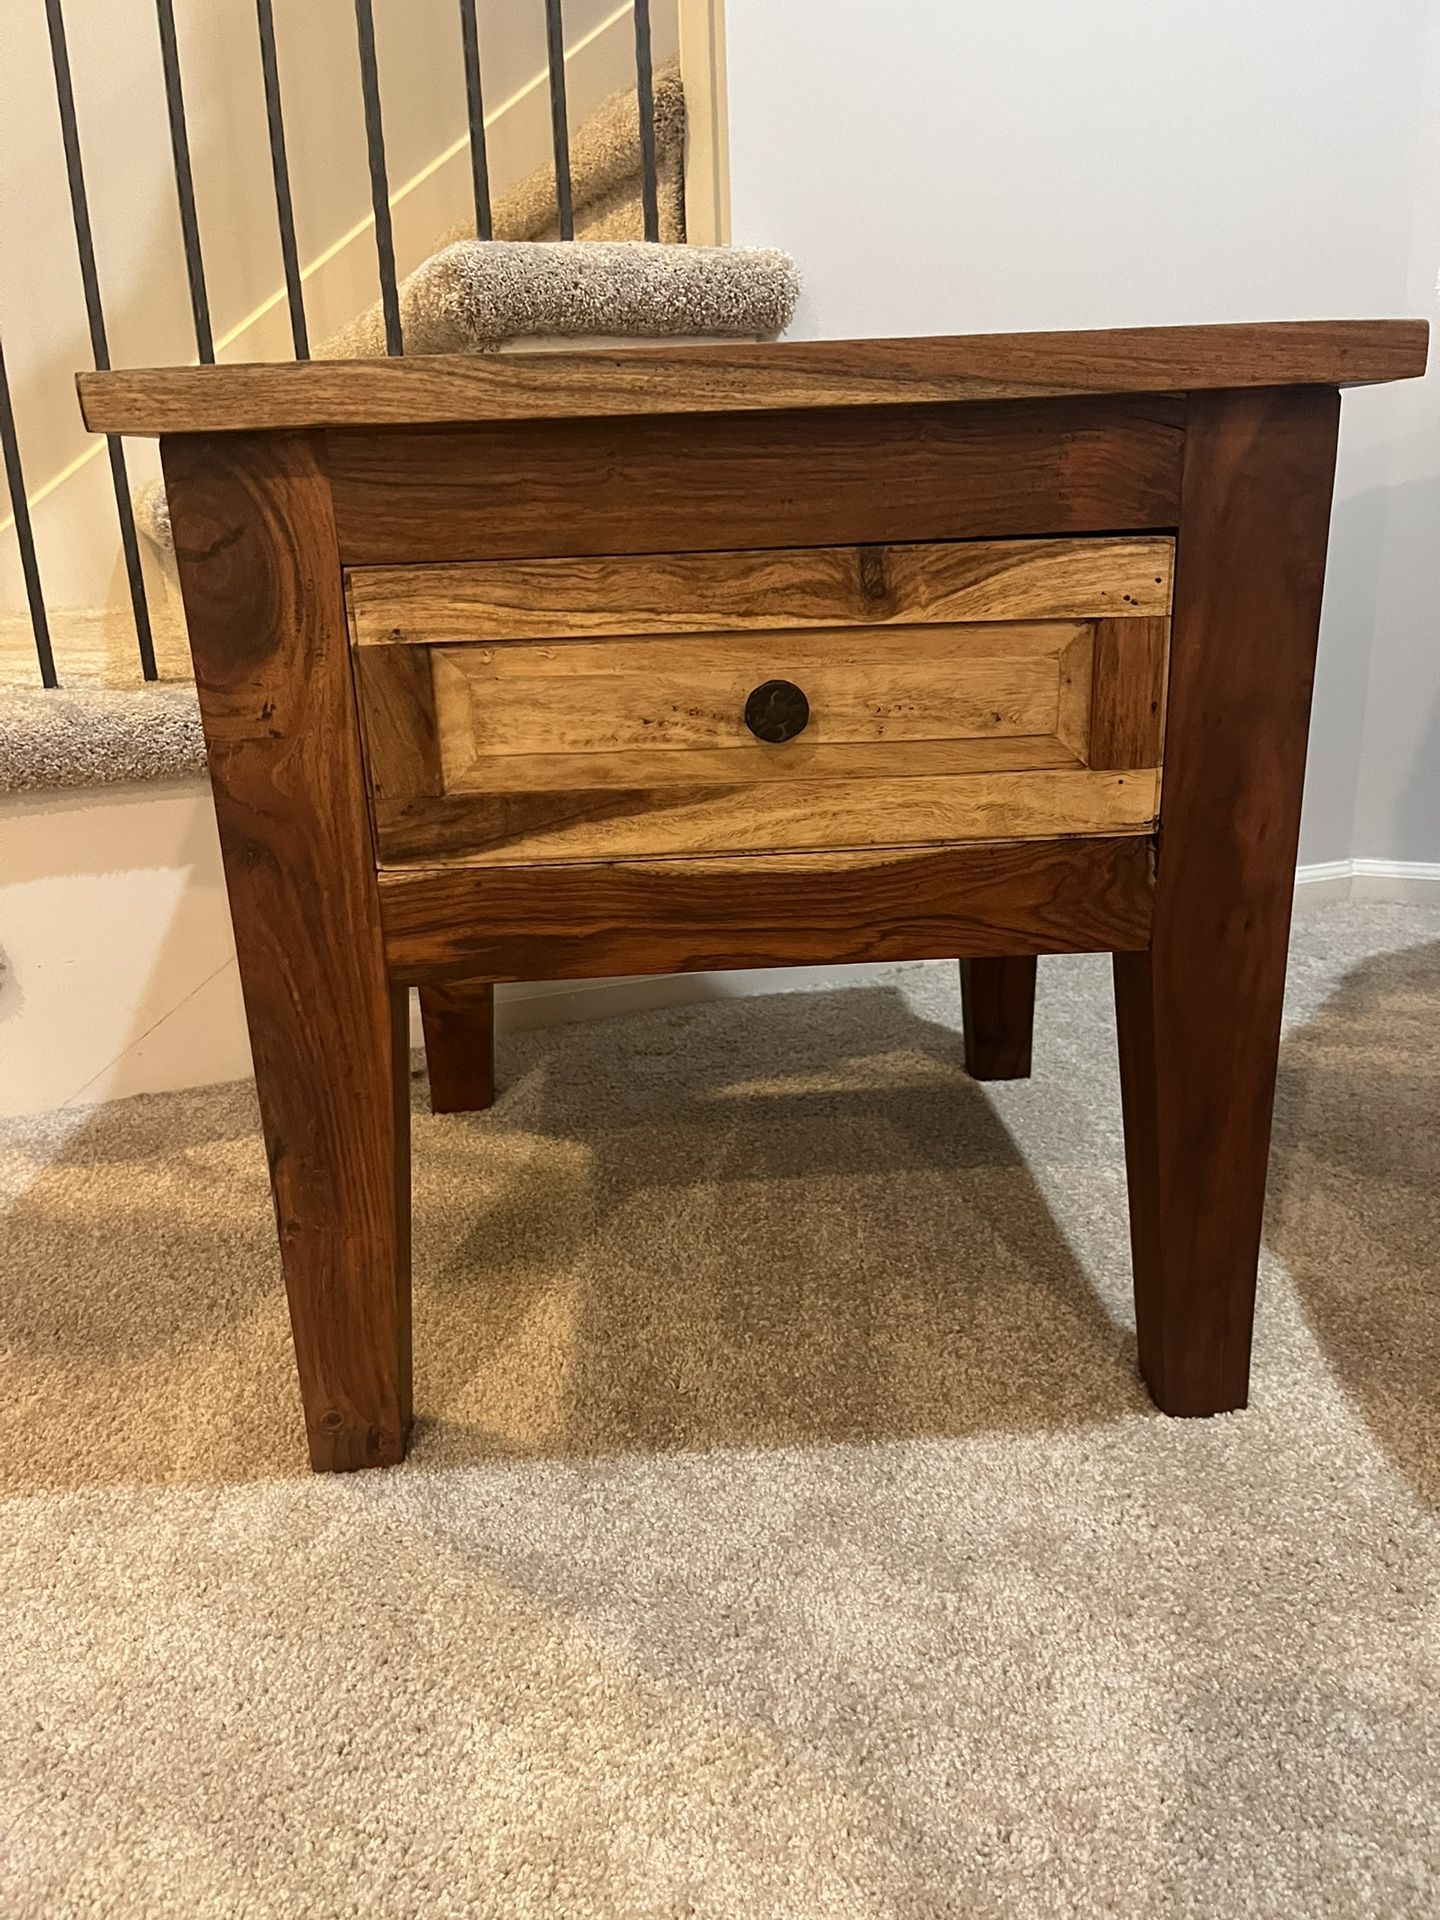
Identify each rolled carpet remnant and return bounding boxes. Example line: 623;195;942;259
316;239;799;360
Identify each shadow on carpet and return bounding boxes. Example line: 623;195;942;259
3;936;1437;1502
1269;937;1440;1505
3;980;1151;1494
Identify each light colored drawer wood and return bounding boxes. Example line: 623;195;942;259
347;536;1173;644
432;623;1084;763
349;536;1172;867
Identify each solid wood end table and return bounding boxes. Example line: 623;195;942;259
80;320;1429;1470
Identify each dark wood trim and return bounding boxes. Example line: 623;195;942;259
1113;385;1341;1416
378;835;1156;984
162;430;412;1472
327;397;1186;566
419;981;496;1114
960;957;1039;1080
80;319;1427;435
1087;616;1169;770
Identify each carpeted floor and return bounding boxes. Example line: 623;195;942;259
2;901;1437;1918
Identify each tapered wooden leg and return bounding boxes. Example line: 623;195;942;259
1114;385;1340;1416
959;956;1037;1080
420;982;496;1113
163;430;412;1471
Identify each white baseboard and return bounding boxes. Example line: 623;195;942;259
1295;857;1440;903
1292;858;1355;903
1348;858;1440;901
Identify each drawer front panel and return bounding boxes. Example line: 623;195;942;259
350;536;1172;868
432;623;1083;766
347;536;1173;642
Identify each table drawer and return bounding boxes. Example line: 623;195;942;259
348;536;1173;867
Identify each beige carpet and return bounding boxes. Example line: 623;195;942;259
2;901;1437;1917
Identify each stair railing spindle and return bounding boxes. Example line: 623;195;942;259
0;330;58;688
543;0;574;239
154;0;214;363
458;0;493;241
256;0;309;358
42;0;157;682
352;0;403;355
633;0;659;241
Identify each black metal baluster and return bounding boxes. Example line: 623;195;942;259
154;0;213;362
43;0;156;681
458;0;493;241
353;0;403;355
543;0;574;239
0;330;57;688
633;0;659;241
256;0;309;358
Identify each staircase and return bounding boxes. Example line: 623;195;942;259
1;29;798;794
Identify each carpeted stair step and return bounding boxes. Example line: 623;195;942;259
0;684;205;791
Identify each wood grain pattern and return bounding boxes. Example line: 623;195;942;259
346;537;1176;645
1054;629;1095;758
80;320;1428;434
430;622;1081;766
419;981;495;1114
352;641;442;805
373;767;1160;866
960;957;1039;1081
1113;385;1342;1417
161;430;411;1472
328;397;1187;566
380;835;1157;984
349;533;1174;868
408;735;1088;793
1088;617;1169;770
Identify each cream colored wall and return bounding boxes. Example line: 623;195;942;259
0;0;676;639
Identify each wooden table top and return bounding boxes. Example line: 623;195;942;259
78;320;1428;438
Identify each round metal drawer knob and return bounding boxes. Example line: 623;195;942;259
744;678;810;744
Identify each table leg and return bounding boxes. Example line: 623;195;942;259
1114;386;1340;1416
959;957;1037;1080
163;431;412;1471
419;982;496;1113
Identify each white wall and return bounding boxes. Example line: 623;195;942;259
1350;15;1440;866
723;0;1440;867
